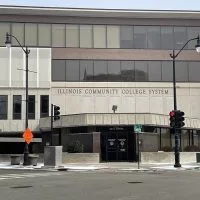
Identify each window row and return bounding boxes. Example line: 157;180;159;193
0;95;49;120
0;22;200;49
52;60;200;82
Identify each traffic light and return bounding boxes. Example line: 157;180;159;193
53;105;60;121
169;110;176;128
175;110;185;128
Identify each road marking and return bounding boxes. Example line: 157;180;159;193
0;172;62;180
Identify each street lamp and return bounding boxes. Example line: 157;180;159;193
5;32;30;166
170;35;200;168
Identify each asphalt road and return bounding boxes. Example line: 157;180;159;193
0;169;200;200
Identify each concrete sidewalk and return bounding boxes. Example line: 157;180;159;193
0;161;200;172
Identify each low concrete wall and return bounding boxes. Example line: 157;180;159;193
141;152;200;164
62;153;100;163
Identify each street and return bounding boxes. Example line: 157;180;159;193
0;169;200;200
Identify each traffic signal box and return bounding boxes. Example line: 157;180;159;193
169;110;185;128
53;105;60;121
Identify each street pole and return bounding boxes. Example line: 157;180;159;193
51;103;54;146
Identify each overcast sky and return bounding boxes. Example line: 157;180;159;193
0;0;200;10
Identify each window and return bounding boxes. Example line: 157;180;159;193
80;60;94;81
52;60;66;81
121;61;134;81
66;60;80;81
107;61;121;81
161;27;173;49
28;95;35;119
135;61;148;81
0;23;10;46
188;62;200;82
38;24;51;47
107;26;120;48
11;23;24;46
147;26;160;49
94;61;107;81
80;25;92;48
120;26;134;48
134;26;147;49
93;25;106;48
66;25;79;47
148;61;161;81
187;27;200;49
40;95;49;118
52;24;65;47
25;23;38;46
162;61;173;81
174;27;188;50
176;61;188;82
0;95;8;119
13;95;21;120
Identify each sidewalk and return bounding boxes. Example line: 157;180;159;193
0;161;200;172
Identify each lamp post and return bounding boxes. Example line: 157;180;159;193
170;35;200;168
5;33;30;166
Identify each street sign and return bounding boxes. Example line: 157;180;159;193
22;128;33;144
134;124;142;133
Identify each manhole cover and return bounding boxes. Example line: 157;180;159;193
10;186;33;189
127;181;143;184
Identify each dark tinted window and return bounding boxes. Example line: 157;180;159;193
188;62;200;82
80;60;94;81
147;27;160;49
174;27;188;50
176;61;188;82
52;60;66;81
28;95;35;119
94;61;107;81
162;61;173;81
108;61;121;81
148;61;161;81
121;61;134;81
66;60;79;81
40;95;49;118
13;95;21;120
135;61;148;81
161;27;174;49
134;26;147;48
120;26;134;48
0;95;8;120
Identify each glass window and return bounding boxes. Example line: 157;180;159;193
13;95;21;120
161;27;174;49
28;95;35;119
52;24;65;47
93;25;106;48
11;23;24;46
38;24;51;46
135;61;148;81
107;61;121;81
80;25;92;48
147;26;160;49
188;62;200;82
107;26;120;48
0;95;8;120
121;61;134;81
25;23;37;46
66;25;79;47
162;61;173;81
52;60;66;81
120;26;134;48
40;95;49;118
148;61;161;81
66;60;79;81
134;26;147;49
187;27;200;49
0;23;10;46
174;27;188;49
176;61;188;82
80;60;94;81
94;60;107;81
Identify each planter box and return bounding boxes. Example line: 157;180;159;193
10;155;22;165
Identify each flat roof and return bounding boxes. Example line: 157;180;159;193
0;5;200;19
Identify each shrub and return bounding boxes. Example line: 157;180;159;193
184;145;200;152
67;140;84;153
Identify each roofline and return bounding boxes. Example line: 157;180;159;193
0;5;200;19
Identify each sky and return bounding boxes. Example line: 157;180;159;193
0;0;200;10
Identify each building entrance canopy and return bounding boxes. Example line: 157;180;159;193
39;113;200;130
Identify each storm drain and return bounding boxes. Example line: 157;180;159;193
10;186;33;189
127;181;143;184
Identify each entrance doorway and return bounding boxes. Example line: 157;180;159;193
101;130;136;162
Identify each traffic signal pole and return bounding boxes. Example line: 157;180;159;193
51;103;54;146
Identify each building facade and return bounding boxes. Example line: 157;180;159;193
0;6;200;161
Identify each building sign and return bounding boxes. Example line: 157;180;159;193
56;87;169;96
